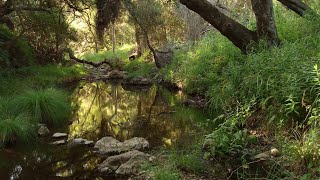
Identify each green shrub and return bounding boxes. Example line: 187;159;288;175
204;100;256;157
13;88;71;126
282;65;320;176
0;98;35;145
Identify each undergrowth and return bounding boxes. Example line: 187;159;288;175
159;4;320;179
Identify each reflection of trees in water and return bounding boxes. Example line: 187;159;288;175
69;81;204;147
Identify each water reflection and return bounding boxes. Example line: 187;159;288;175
69;81;209;147
0;81;210;179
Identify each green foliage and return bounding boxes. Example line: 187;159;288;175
0;26;34;67
282;65;320;176
21;9;76;64
204;101;256;157
13;88;71;126
169;145;208;174
0;98;35;145
146;163;181;180
162;32;241;95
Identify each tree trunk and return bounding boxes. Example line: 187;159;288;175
134;25;142;57
277;0;309;16
112;22;116;53
252;0;281;47
179;0;257;53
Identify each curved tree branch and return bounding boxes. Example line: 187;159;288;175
64;48;112;67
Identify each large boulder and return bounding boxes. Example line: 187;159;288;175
98;150;154;176
94;137;149;157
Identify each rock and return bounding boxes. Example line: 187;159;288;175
69;138;94;147
52;140;66;145
94;137;149;157
98;150;154;176
270;148;280;157
124;77;152;86
107;70;125;79
253;152;270;160
52;133;68;138
182;98;206;108
38;126;50;137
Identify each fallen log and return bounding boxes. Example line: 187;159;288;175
64;48;112;67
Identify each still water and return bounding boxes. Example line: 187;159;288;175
0;81;211;179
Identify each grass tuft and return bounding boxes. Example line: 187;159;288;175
12;88;71;126
0;98;36;145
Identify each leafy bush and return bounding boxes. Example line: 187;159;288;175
204;101;256;157
13;88;71;126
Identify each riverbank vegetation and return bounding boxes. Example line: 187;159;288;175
1;0;320;179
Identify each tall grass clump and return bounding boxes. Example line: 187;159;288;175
13;88;71;126
0;98;35;145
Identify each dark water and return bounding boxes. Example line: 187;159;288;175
0;81;212;179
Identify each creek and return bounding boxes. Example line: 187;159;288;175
0;80;213;179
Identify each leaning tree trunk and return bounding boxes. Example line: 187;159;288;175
252;0;281;47
277;0;309;16
112;22;116;53
179;0;257;53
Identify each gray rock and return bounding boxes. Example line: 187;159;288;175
52;140;66;145
94;137;149;157
52;133;68;138
69;138;94;147
98;150;153;176
38;126;50;137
